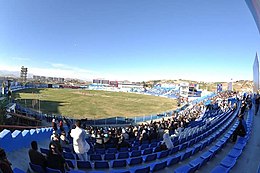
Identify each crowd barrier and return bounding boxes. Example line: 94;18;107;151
0;127;52;152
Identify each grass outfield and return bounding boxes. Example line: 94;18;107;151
13;88;177;119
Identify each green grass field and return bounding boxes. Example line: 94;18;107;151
13;88;177;119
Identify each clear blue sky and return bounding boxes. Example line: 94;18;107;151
0;0;259;82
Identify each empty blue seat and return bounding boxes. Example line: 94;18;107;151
150;161;167;172
209;145;221;155
112;160;127;168
104;153;116;160
132;166;150;173
140;144;149;150
143;153;157;162
157;150;169;159
63;152;75;160
143;148;153;155
174;164;195;173
189;157;204;169
191;144;201;155
210;165;230;173
77;160;92;169
179;142;188;150
13;167;26;173
119;147;129;152
166;154;181;166
131;150;142;157
96;149;106;155
90;154;102;161
220;156;237;169
200;151;213;162
169;146;179;155
150;142;158;148
65;160;75;169
128;157;143;166
94;161;109;169
228;148;242;159
46;167;62;173
117;152;129;159
181;148;192;161
29;162;45;173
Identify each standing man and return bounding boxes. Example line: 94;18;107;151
70;120;90;161
255;92;260;115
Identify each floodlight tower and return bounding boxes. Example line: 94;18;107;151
20;66;28;83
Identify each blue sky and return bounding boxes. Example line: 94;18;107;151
0;0;260;82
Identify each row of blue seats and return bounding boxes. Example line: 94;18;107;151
210;108;253;173
31;102;239;173
0;127;52;152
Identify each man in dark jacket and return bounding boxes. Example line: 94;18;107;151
28;141;47;168
231;115;247;142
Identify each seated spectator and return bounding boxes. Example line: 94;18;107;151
51;134;63;154
117;136;131;150
47;142;69;173
231;115;247;142
60;131;70;148
28;141;47;169
161;130;173;149
139;130;149;144
0;148;13;173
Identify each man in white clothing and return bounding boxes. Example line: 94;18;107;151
70;120;90;161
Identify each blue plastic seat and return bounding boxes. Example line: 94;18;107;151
63;152;75;160
77;160;92;169
181;148;192;161
174;164;195;173
228;148;242;159
210;165;230;173
209;145;221;155
179;142;188;150
104;153;116;160
128;157;143;166
189;157;204;169
46;167;62;173
13;168;26;173
40;148;49;155
132;166;150;173
96;148;106;155
107;148;117;154
143;153;157;162
220;156;237;169
157;150;169;159
150;161;167;172
131;150;142;157
112;160;127;168
90;154;102;161
29;162;45;173
65;159;75;169
150;142;158;148
140;144;149;150
117;152;129;159
200;151;213;162
166;154;181;166
191;144;201;155
119;147;128;152
143;148;153;155
94;161;109;169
